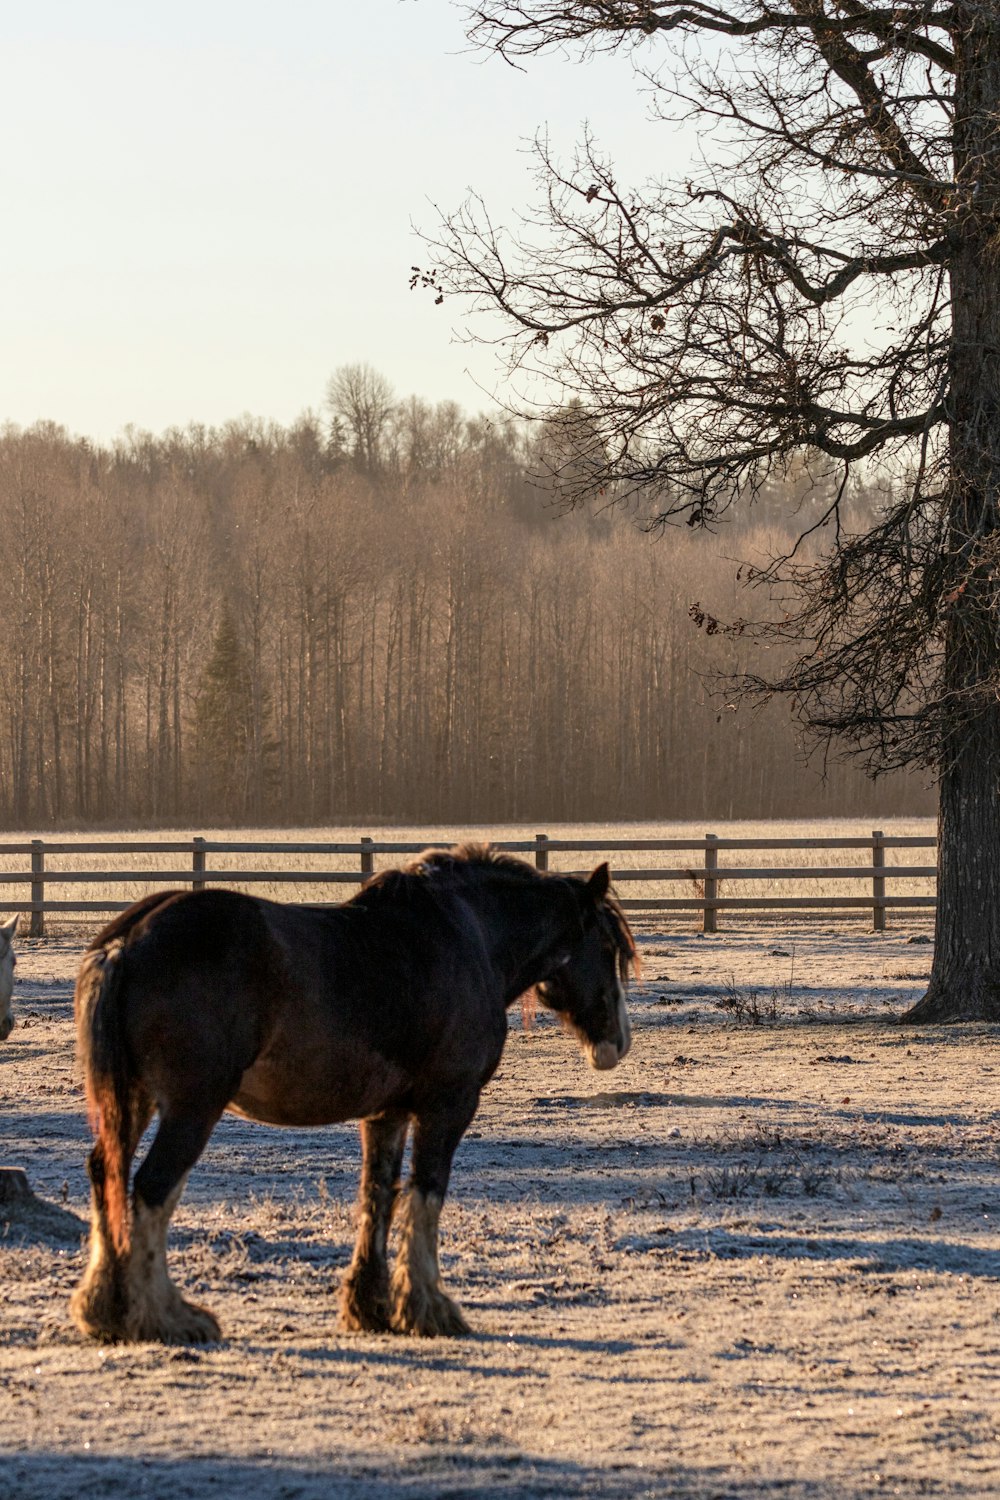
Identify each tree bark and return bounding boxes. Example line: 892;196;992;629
904;4;1000;1022
907;723;1000;1021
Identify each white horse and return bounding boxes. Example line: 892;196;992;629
0;916;19;1040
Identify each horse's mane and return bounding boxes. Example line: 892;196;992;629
415;842;542;882
599;887;640;985
355;842;639;980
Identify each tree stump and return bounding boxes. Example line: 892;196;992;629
0;1167;33;1205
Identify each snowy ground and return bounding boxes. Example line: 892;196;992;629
3;915;1000;1499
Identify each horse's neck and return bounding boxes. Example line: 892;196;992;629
478;881;569;1004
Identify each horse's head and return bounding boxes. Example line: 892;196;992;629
537;865;637;1071
0;915;18;1041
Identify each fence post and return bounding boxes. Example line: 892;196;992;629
872;829;886;932
29;839;45;938
360;836;375;883
703;834;719;934
192;837;206;893
534;833;549;872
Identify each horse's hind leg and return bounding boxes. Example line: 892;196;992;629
70;1096;153;1342
340;1110;408;1333
125;1111;223;1344
390;1092;478;1337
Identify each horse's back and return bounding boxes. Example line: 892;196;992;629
92;883;504;1127
231;888;505;1124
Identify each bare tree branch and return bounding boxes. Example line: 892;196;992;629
435;1;1000;1019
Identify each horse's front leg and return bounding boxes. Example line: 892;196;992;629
340;1110;409;1333
390;1090;479;1337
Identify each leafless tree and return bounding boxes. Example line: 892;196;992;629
0;410;925;834
325;363;396;474
421;1;999;1021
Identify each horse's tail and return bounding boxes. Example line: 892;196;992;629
75;939;135;1256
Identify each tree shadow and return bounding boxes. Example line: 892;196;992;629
0;1447;955;1500
1;1191;85;1246
622;1222;1000;1281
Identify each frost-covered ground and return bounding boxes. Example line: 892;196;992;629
4;913;1000;1500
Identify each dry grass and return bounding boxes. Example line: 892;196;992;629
0;817;936;935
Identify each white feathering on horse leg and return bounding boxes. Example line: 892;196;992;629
124;1178;221;1344
390;1188;469;1337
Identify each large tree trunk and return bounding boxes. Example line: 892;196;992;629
905;725;1000;1021
903;6;1000;1023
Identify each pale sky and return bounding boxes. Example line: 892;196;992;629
0;1;697;442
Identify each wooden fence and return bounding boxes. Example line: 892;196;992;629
0;831;937;937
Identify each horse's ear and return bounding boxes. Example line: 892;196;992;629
587;863;610;902
0;915;18;943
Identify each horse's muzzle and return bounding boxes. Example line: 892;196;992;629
587;1038;624;1071
585;995;632;1070
0;1014;13;1041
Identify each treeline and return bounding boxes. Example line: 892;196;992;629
0;379;931;827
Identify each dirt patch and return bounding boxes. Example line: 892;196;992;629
2;923;999;1498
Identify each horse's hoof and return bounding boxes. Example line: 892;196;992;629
125;1296;222;1345
173;1301;222;1345
69;1282;127;1344
339;1277;392;1334
390;1283;471;1337
340;1306;392;1334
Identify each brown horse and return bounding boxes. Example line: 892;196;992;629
70;845;636;1345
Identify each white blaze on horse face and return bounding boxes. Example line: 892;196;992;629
584;974;631;1071
0;914;17;1042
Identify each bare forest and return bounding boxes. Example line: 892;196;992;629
0;381;930;829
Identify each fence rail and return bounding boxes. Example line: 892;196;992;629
0;831;937;937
